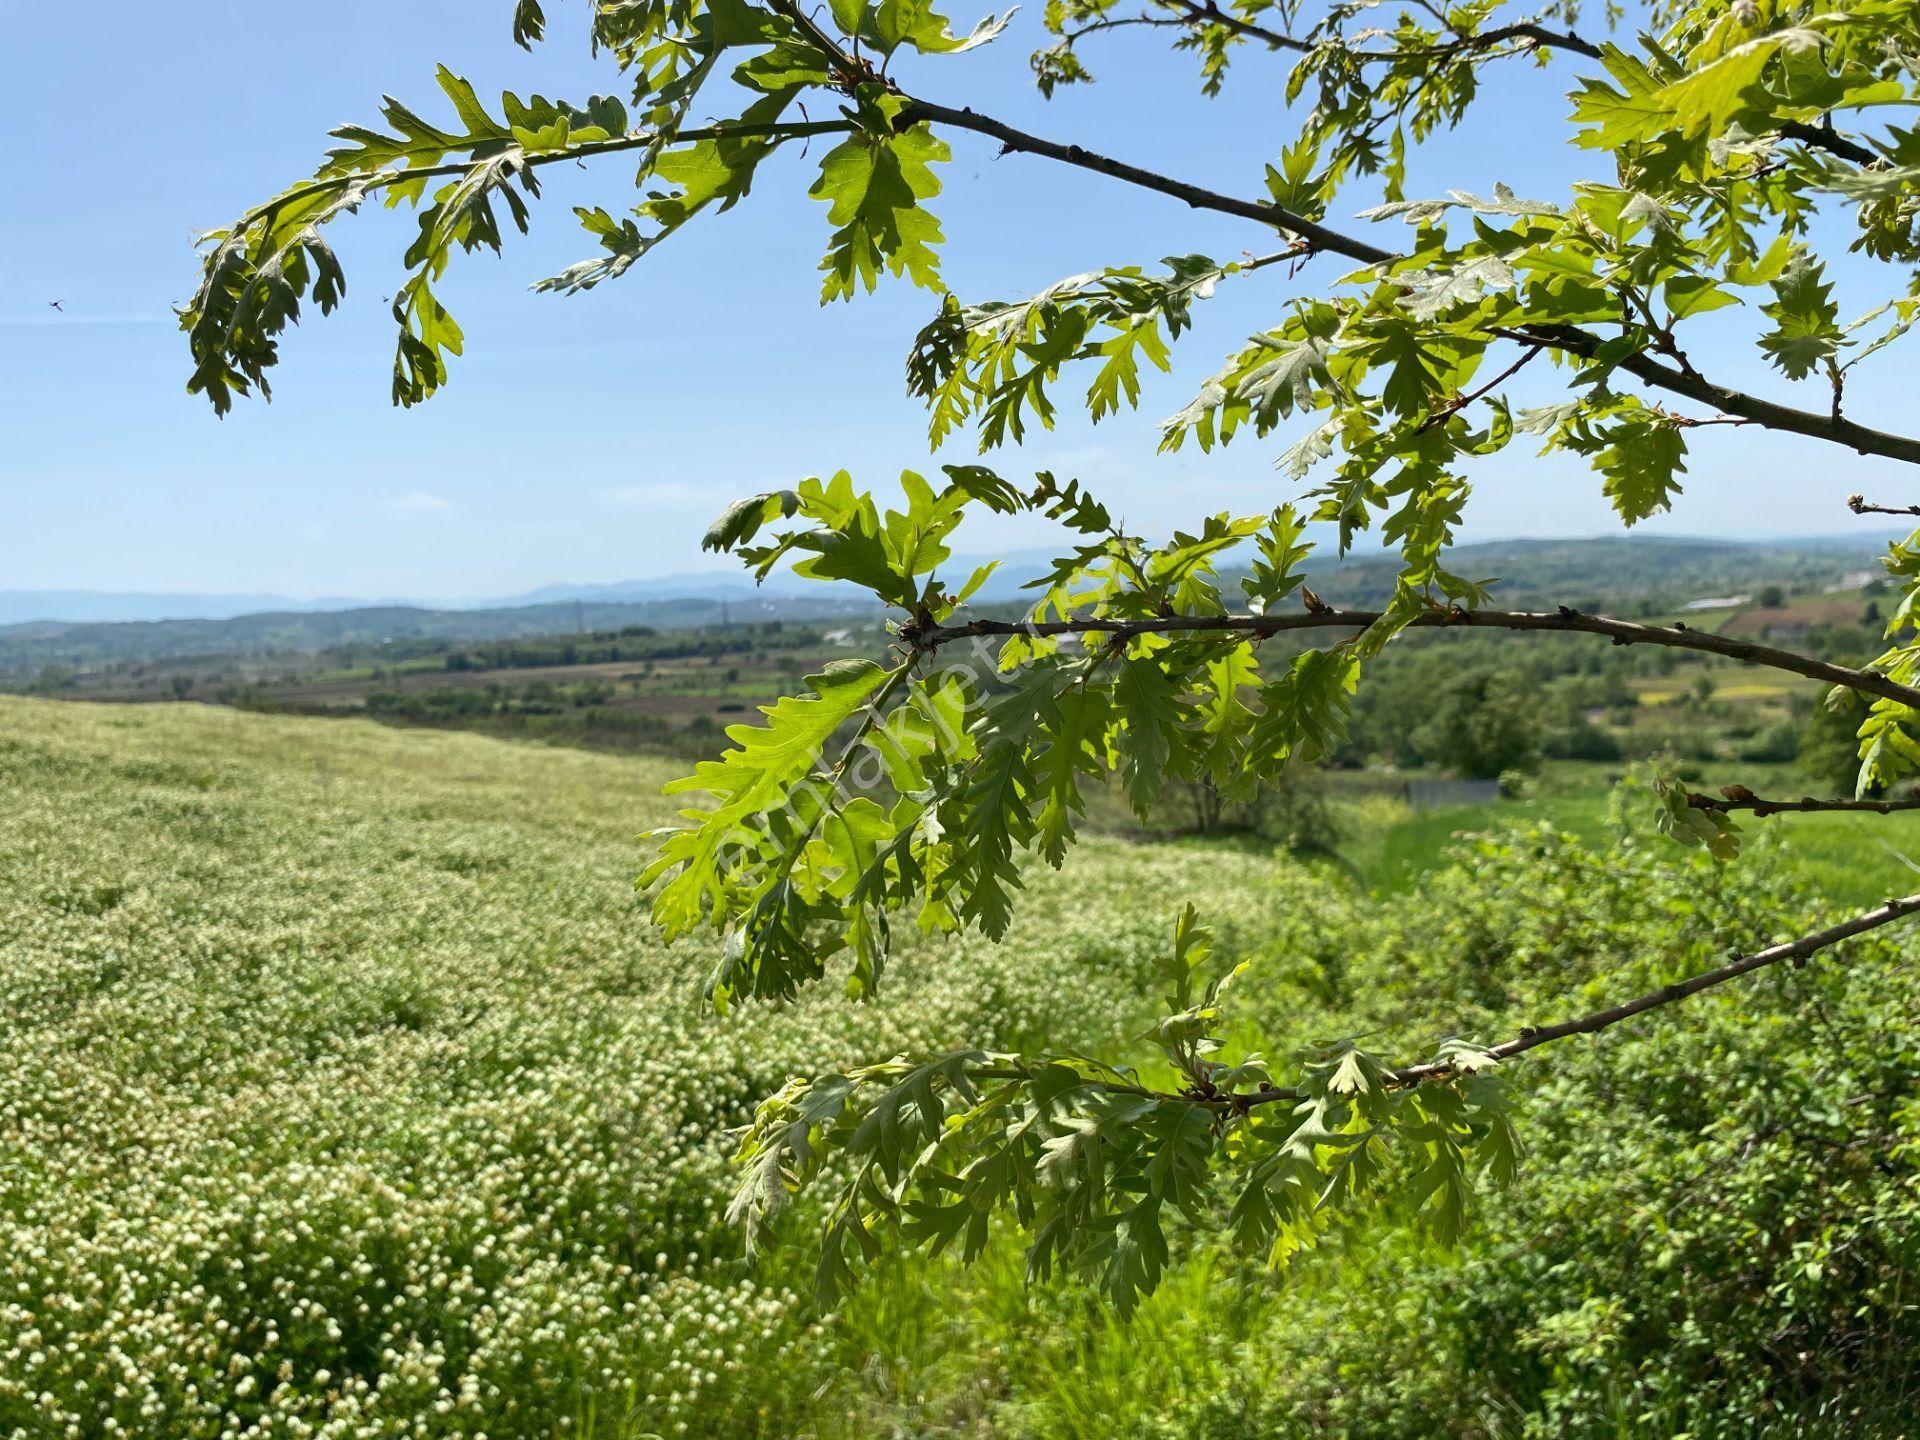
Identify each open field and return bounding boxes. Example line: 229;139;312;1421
4;698;1919;1438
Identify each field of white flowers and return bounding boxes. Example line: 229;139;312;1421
0;698;1360;1439
6;697;1917;1440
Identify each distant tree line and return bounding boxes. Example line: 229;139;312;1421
438;621;823;673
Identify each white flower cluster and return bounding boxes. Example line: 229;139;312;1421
0;699;1346;1437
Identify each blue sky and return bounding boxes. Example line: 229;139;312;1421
1;0;1906;600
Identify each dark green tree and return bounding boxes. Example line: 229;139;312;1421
1412;669;1543;778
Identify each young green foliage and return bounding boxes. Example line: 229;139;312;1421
183;0;1920;1317
730;909;1523;1314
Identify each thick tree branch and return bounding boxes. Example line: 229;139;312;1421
1777;117;1880;167
1464;20;1602;57
891;108;1920;467
1507;324;1920;467
1687;788;1920;818
909;607;1920;709
1222;891;1920;1109
897;99;1395;263
1343;19;1603;62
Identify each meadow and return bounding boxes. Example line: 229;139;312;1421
3;697;1918;1438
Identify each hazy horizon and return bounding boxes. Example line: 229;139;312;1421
0;528;1896;631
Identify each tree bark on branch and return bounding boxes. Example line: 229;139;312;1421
1686;790;1920;817
907;607;1920;710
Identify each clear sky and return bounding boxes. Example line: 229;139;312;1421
2;0;1907;600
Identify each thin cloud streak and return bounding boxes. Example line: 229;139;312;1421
0;312;172;327
598;482;713;510
383;492;451;516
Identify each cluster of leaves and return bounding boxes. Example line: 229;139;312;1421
1653;769;1744;858
649;467;1379;1013
730;906;1518;1312
184;69;640;411
1858;526;1920;793
906;251;1277;446
182;0;1010;412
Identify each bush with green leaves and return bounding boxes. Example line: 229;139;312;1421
184;0;1920;1313
947;826;1920;1439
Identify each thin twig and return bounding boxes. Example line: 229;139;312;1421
1849;494;1920;519
1418;345;1542;431
1060;12;1195;43
1219;891;1920;1109
1670;415;1757;430
1149;2;1877;169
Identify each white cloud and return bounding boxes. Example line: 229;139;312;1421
1030;443;1126;471
384;491;450;516
598;482;713;510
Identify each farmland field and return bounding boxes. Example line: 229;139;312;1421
4;697;1919;1438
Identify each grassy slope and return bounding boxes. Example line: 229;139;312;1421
1347;765;1918;909
4;699;1915;1438
0;698;1334;1438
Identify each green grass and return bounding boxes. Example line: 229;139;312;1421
0;697;1336;1438
1362;793;1605;891
1329;758;1920;907
4;699;1917;1439
1356;794;1920;906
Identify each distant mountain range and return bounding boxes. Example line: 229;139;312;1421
1291;532;1895;609
0;593;884;677
0;570;832;628
0;532;1899;678
0;532;1899;628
